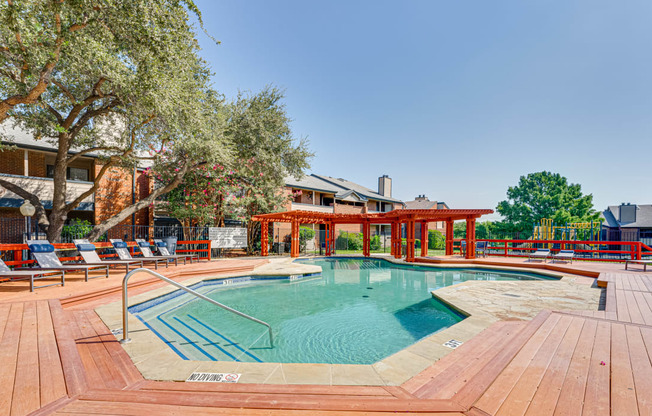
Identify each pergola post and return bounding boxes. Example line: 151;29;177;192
329;222;336;255
420;221;428;257
390;222;396;256
394;221;402;259
291;220;300;258
445;219;454;255
260;220;269;257
363;221;371;257
465;217;476;259
325;222;331;256
406;219;416;262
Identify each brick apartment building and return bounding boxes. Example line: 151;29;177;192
274;174;405;245
404;195;449;236
0;125;152;242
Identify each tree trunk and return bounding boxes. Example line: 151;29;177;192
247;220;259;255
46;132;72;242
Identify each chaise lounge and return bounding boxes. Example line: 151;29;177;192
0;258;64;292
110;239;167;270
74;239;145;272
25;241;109;281
528;248;550;262
551;249;574;264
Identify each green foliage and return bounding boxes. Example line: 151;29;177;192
370;234;381;251
428;229;445;250
0;1;231;241
496;171;598;233
299;226;315;251
61;218;92;241
337;231;363;251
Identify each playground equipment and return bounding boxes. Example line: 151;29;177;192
533;218;601;248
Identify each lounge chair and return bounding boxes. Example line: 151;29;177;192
109;239;167;270
528;248;550;262
625;259;652;272
135;239;192;266
25;241;109;281
154;239;201;263
552;250;574;264
476;241;488;258
0;258;64;292
73;239;144;272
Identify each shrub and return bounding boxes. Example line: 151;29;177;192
337;231;362;251
299;226;316;251
370;234;381;251
61;219;93;242
428;229;445;250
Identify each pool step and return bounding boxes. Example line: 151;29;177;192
157;314;264;363
402;311;551;407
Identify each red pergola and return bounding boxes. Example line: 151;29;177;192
252;209;493;261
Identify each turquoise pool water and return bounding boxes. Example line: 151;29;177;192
130;258;552;364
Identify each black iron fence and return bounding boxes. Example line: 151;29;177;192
0;217;241;244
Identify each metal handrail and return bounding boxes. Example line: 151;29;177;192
119;268;273;347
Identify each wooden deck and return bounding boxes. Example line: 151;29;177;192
1;258;651;415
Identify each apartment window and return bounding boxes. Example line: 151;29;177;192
46;165;90;181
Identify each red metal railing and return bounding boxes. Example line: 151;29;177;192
0;239;213;268
473;239;652;262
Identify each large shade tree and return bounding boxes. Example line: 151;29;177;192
0;0;231;242
495;171;598;233
165;87;313;252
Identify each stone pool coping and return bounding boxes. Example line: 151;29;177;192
95;256;590;386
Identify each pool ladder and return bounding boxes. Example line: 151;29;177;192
119;268;274;347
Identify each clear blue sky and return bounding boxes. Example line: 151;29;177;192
193;0;652;220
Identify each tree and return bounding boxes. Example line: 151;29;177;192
0;1;230;242
0;0;210;124
164;87;312;252
496;171;598;234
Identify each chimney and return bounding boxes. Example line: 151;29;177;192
619;203;637;223
415;194;429;202
378;175;392;197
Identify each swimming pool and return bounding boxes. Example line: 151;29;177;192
129;258;553;365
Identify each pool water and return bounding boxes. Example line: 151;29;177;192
130;258;551;364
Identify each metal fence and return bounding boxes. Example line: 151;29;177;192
265;228;447;256
0;217;242;244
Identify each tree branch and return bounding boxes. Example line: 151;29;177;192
51;79;76;104
66;144;130;164
0;177;50;231
67;98;120;138
64;159;116;212
86;163;192;241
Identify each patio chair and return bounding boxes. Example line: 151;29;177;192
25;241;109;281
528;248;550;263
135;239;192;266
460;240;466;256
73;239;144;272
0;257;64;292
109;239;167;270
551;250;574;264
625;259;652;272
153;239;200;263
476;241;488;258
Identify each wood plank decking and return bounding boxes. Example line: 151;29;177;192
0;259;651;415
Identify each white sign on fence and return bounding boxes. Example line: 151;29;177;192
209;227;247;248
